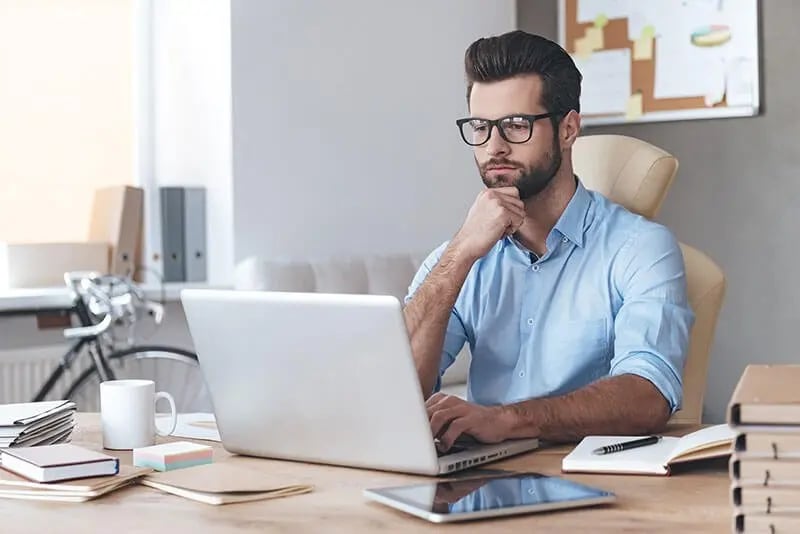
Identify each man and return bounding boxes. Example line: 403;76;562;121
403;30;694;452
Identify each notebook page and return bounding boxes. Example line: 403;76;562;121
667;424;735;463
562;435;679;475
0;401;73;428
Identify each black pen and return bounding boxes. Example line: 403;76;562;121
592;436;661;455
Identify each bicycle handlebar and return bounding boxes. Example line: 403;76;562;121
63;313;113;339
62;272;165;340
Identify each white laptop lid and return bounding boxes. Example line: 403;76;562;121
181;289;441;475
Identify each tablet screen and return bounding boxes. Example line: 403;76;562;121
366;472;614;519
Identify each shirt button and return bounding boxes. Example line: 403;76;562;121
532;265;540;272
519;371;526;377
562;236;569;243
527;318;534;326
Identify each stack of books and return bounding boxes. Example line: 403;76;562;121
0;444;149;502
728;364;800;532
0;400;76;448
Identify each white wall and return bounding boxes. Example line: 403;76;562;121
139;0;234;285
230;0;517;263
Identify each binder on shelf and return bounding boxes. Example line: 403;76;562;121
160;187;186;283
159;186;208;283
183;188;207;283
89;186;144;278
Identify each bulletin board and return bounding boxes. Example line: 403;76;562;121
558;0;761;125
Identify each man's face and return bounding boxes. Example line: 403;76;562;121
467;75;562;200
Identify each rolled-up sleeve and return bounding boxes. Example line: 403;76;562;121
405;242;467;392
610;224;695;413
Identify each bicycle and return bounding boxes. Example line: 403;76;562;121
32;272;211;412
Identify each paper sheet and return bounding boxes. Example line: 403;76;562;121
574;37;593;59
725;57;755;106
625;93;643;119
654;31;726;99
573;49;631;115
584;27;604;50
633;36;653;60
158;413;220;442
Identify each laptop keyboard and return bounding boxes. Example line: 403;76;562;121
435;442;468;457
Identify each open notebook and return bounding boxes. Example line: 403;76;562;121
562;424;735;476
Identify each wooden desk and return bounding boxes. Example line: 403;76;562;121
1;415;733;533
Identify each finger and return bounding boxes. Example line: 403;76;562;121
485;188;524;211
498;201;526;224
495;192;525;212
430;406;465;439
502;211;526;236
425;392;446;409
425;394;453;419
505;220;526;237
439;417;470;451
490;186;521;200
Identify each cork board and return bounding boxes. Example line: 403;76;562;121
558;0;760;125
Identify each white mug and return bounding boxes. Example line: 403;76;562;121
100;379;178;450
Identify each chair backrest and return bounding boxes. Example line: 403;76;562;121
573;134;725;424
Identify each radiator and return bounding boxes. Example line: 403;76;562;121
0;346;211;412
0;346;84;405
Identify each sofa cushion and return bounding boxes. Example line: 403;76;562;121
234;253;471;388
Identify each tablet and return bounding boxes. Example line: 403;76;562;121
363;472;615;523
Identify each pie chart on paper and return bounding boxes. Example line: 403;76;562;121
690;25;732;47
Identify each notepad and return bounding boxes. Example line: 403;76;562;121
562;424;735;476
140;462;313;505
133;441;213;471
0;465;150;502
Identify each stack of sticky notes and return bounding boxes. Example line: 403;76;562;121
133;442;213;472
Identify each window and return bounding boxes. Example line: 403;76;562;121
0;0;135;243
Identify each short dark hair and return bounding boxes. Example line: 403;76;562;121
464;30;582;115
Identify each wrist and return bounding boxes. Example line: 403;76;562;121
447;236;481;266
498;402;541;440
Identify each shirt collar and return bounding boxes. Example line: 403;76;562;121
501;177;593;257
553;178;592;248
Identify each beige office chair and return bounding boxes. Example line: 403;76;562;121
572;134;725;424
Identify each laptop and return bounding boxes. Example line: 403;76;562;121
180;289;539;476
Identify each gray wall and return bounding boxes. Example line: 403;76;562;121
230;0;516;263
519;1;800;422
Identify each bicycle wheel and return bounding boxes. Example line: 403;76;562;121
64;345;212;413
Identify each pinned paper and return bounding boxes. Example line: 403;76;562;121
725;57;755;107
625;92;643;120
573;50;631;115
704;66;726;106
574;37;593;59
633;36;653;61
585;27;604;51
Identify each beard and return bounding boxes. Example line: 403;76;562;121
478;133;562;201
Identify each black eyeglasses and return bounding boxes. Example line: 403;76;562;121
455;113;556;146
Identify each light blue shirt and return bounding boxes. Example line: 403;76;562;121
405;180;694;413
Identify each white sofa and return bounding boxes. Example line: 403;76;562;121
233;253;470;397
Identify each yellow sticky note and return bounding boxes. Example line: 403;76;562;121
641;25;656;40
574;37;592;58
633;36;653;60
626;93;643;120
585;27;604;51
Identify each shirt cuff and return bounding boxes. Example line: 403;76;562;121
610;353;683;414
